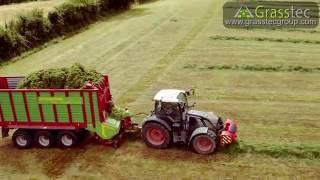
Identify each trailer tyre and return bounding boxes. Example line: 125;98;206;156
142;122;171;149
35;131;54;148
12;129;33;149
57;131;78;148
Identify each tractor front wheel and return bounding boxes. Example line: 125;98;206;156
192;132;216;155
142;123;171;149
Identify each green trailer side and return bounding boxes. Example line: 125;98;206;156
0;90;120;140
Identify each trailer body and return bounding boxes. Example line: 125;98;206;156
0;75;121;142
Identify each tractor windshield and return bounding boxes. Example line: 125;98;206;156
177;93;188;107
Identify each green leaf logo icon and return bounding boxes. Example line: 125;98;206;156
234;5;254;19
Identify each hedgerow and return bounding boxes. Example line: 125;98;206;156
137;0;157;4
0;0;134;61
0;0;37;6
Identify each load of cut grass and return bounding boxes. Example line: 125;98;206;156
109;106;131;120
18;63;103;89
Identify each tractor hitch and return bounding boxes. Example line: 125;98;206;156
220;119;237;146
122;117;141;134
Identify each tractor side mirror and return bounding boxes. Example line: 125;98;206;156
186;89;195;96
188;102;196;109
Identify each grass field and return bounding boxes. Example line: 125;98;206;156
0;0;66;25
0;0;320;179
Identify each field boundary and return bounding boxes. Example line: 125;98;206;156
0;0;38;6
0;0;134;61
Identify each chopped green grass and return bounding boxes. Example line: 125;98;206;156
184;64;320;73
210;35;320;44
223;141;320;159
18;63;103;89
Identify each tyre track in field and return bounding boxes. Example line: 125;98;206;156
48;5;179;65
117;1;217;104
93;7;182;66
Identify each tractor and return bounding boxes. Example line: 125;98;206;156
142;89;237;155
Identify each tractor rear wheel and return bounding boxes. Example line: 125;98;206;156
12;129;33;149
34;131;54;148
57;131;78;148
192;132;216;155
142;122;171;149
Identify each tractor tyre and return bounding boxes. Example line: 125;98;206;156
192;130;216;155
142;122;171;149
12;129;33;149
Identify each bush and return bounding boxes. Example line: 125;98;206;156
0;0;37;6
8;9;52;48
107;0;133;10
50;0;100;33
0;27;26;61
137;0;157;4
0;0;134;61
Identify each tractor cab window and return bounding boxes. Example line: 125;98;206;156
178;93;188;107
156;102;182;121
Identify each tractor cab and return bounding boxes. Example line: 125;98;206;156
153;89;189;122
142;89;238;155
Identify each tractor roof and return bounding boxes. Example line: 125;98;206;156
153;89;187;103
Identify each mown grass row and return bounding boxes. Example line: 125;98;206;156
0;0;134;61
222;141;320;159
272;28;320;34
210;35;320;45
184;64;320;73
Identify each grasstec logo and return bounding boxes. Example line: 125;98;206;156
223;1;319;28
234;5;254;19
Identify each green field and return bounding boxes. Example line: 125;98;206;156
0;0;320;179
0;0;66;25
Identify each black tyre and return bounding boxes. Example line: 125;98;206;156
192;130;216;155
12;129;33;149
34;131;55;148
77;129;89;141
57;131;78;148
142;122;171;149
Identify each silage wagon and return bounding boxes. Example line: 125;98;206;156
0;75;135;148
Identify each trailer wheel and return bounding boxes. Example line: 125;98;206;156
35;131;54;148
57;131;78;148
192;132;216;155
12;129;33;149
142;122;171;149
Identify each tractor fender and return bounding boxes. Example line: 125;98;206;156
188;127;208;146
142;116;172;131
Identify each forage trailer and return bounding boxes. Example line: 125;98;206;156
0;75;135;148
